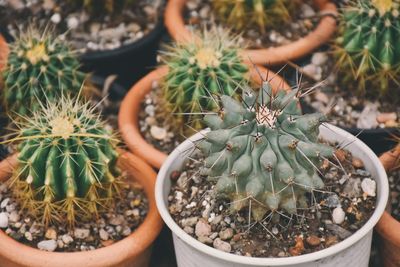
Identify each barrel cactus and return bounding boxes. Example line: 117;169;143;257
196;82;334;220
70;0;136;15
11;95;121;226
2;28;85;117
212;0;297;32
335;0;400;94
162;28;249;131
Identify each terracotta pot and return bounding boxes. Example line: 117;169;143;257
0;151;163;267
118;64;292;169
375;144;400;267
164;0;338;66
0;33;9;71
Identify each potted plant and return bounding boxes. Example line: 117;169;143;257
375;144;400;267
301;0;400;154
155;78;388;266
164;0;337;65
118;28;292;169
0;94;163;267
0;0;165;87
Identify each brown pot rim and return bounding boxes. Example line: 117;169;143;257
0;33;9;72
164;0;338;66
0;151;163;267
118;64;292;169
375;144;400;247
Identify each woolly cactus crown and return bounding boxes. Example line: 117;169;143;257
335;0;400;94
196;81;334;220
162;28;248;131
212;0;296;32
11;95;121;226
2;27;85;117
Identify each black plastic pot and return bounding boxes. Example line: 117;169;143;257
1;19;164;89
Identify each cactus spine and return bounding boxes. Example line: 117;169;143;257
2;28;85;117
335;0;400;94
212;0;296;32
11;96;121;226
162;28;249;131
196;82;334;220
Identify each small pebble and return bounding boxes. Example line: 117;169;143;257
213;238;231;253
219;228;234;240
0;212;8;228
24;232;33;241
332;207;346;224
306;235;321;247
37;240;57;252
99;228;109;241
45;228;57;240
62;234;74;245
50;13;61;24
352;158;364;169
195;219;211;238
361;178;376;197
74;228;90;240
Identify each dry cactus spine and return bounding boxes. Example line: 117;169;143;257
70;0;136;15
2;27;85;118
212;0;298;32
161;28;249;132
196;81;334;221
335;0;400;94
10;95;122;227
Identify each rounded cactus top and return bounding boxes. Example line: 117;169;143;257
196;81;334;221
2;28;85;117
12;95;121;226
336;0;400;94
162;28;249;131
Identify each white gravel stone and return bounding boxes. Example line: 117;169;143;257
219;228;234;240
67;17;79;29
8;211;20;223
0;212;8;228
361;178;376;197
213;238;231;253
74;228;90;239
311;52;328;66
195;219;211;237
357;103;379;129
332;207;346;224
50;13;61;24
150;125;167;140
99;228;109;241
37;239;57;252
1;198;10;208
62;234;74;245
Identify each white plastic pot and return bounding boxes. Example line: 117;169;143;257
155;124;388;267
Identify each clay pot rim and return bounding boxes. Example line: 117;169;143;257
164;0;338;65
0;150;163;266
0;33;9;71
376;144;400;246
118;64;292;170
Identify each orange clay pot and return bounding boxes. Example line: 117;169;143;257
164;0;338;66
0;151;163;267
0;34;9;71
375;144;400;267
118;64;292;169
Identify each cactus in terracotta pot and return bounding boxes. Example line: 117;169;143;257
212;0;298;32
335;0;400;94
1;28;85;117
196;81;334;220
10;95;122;226
161;28;249;131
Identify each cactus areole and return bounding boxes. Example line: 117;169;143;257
12;97;121;226
196;82;334;220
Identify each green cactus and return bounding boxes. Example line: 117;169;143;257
196;82;334;221
335;0;400;94
2;28;85;118
162;28;249;131
11;95;122;226
70;0;136;15
212;0;297;32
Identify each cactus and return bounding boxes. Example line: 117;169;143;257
335;0;400;94
70;0;136;15
196;82;334;221
2;28;85;118
162;28;249;131
10;95;122;226
212;0;297;32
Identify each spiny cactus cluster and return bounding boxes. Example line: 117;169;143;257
196;82;334;220
11;96;122;226
335;0;400;94
70;0;136;15
2;28;85;117
162;28;249;131
212;0;296;32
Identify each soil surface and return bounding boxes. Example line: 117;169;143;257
168;143;377;257
0;179;148;252
0;0;163;53
184;0;319;49
389;170;400;221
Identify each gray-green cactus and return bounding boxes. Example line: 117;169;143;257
196;82;334;220
11;95;121;226
2;28;85;118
